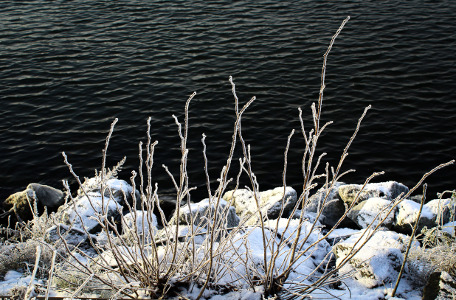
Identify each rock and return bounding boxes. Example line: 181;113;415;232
338;181;409;205
224;186;298;220
347;197;396;229
27;183;64;208
333;230;418;288
422;271;456;300
79;177;140;208
3;190;32;221
122;210;158;238
45;224;94;248
57;191;123;233
259;187;298;219
305;182;356;228
425;198;455;226
169;198;240;229
155;225;207;245
3;183;64;222
393;199;435;234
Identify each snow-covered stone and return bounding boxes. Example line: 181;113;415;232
348;197;396;229
169;198;239;229
394;199;435;234
79;177;139;207
425;198;455;226
122;210;158;239
265;218;331;262
333;230;418;288
223;186;298;222
155;225;207;245
58;191;123;233
338;181;409;205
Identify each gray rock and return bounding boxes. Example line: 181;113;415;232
2;184;64;222
27;183;64;208
347;197;396;229
305;182;354;228
338;181;409;205
45;224;94;248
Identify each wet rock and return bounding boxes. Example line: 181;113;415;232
27;183;64;208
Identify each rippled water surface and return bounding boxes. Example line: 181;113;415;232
1;0;455;201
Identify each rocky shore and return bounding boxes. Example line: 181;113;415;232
1;176;455;299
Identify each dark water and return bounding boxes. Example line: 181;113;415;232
1;0;455;203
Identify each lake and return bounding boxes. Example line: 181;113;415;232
1;0;455;203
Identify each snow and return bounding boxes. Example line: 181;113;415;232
0;271;39;296
122;210;158;236
66;191;122;231
396;199;435;225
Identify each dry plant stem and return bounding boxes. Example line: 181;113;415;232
316;16;350;127
166;92;196;279
196;80;256;299
267;129;295;286
25;244;41;300
277;19;352;291
391;184;427;297
45;250;57;300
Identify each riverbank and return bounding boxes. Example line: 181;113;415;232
1;174;455;299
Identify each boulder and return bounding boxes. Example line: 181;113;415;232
3;183;64;222
27;183;64;208
45;224;94;248
338;181;409;205
333;230;418;288
57;191;123;233
169;198;240;229
347;197;396;229
393;199;435;234
122;210;158;238
3;190;32;222
304;182;356;228
425;198;455;226
79;178;140;208
224;186;297;220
